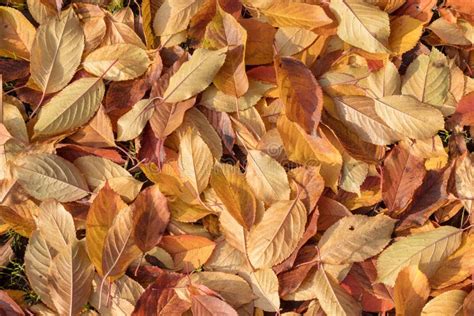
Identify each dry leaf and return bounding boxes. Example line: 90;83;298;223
377;226;463;286
30;8;84;94
83;44;150;81
393;266;430;316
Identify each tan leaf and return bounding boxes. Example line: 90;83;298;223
247;199;306;269
150;98;195;139
69;104;115;148
14;154;89;202
330;0;390;53
429;18;472;46
455;153;474;200
33;77;105;138
36;200;76;252
189;271;254;308
30;8;84;94
248;269;280;312
333;96;402;145
308;268;361;316
365;61;401;99
246;149;290;204
394;266;430;316
116;99;155;141
318;214;396;264
382;141;426;215
89;274;144;316
0;6;36;59
163;48;226;103
178;129;214;195
153;0;206;37
179;108;223;159
374;95;445;140
74;155;143;202
49;240;94;316
103;13;146;49
377;226;463;286
200;80;274;113
83;43;150;81
27;0;58;24
102;207;141;281
240;18;276;65
421;290;467;316
191;295;238;316
24;231;56;310
275;27;318;57
401;47;450;108
339;154;369;195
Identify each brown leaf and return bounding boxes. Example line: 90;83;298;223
276;56;323;133
382;141;426;216
132;185;170;252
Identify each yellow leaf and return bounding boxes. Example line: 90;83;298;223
394;266;430;316
262;2;332;29
430;233;474;289
159;234;216;273
277;115;342;191
389;15;424;55
421;290;467;316
211;162;256;230
86;184;127;276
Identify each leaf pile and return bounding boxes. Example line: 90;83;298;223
0;0;474;315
